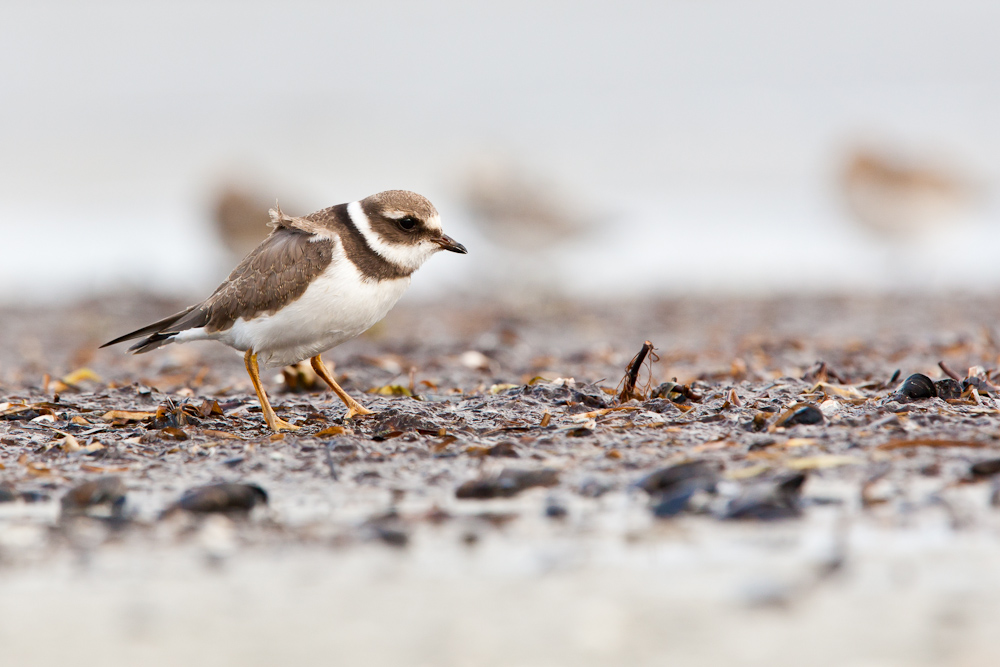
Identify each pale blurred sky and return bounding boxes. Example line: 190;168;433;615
2;1;999;300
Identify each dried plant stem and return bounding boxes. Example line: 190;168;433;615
938;361;962;381
619;340;656;403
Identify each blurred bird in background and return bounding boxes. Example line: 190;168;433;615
462;158;594;249
840;145;976;240
458;157;602;299
213;184;292;259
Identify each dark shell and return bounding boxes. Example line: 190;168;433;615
638;461;720;518
638;461;719;496
971;458;1000;477
545;503;569;519
372;527;409;547
456;468;559;499
60;476;127;516
897;373;937;400
174;483;268;514
934;378;963;400
777;404;823;427
722;472;807;521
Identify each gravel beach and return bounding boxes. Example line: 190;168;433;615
2;294;1000;666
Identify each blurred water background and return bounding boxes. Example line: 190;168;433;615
2;1;999;303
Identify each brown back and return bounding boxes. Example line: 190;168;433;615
171;226;335;334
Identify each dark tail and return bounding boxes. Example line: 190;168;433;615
100;306;198;354
126;332;178;354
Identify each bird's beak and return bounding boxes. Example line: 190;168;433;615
433;234;468;254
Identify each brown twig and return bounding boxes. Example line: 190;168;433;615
618;340;658;403
938;361;962;382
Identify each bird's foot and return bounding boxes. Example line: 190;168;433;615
266;415;301;432
344;403;375;420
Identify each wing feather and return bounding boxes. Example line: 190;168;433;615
101;226;336;353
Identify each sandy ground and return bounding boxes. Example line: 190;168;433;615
2;294;1000;666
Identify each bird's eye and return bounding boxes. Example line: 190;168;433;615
397;216;419;231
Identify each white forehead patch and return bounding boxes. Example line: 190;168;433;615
347;201;438;272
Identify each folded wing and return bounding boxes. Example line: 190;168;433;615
101;224;335;353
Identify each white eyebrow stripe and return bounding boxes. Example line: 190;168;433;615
381;209;441;231
346;200;436;271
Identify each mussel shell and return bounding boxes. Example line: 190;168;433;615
176;482;268;513
898;373;937;400
640;461;720;518
971;458;1000;478
722;471;808;521
777;403;823;427
638;461;719;496
456;468;559;499
934;378;963;400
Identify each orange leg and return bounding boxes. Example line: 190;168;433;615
311;355;374;419
244;350;300;431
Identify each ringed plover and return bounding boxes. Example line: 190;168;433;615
102;190;466;431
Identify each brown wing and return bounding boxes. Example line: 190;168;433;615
183;226;335;332
102;226;335;353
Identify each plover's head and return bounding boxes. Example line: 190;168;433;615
347;190;467;272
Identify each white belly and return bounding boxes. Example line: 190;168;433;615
205;259;410;367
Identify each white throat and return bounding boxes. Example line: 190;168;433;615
347;201;436;272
